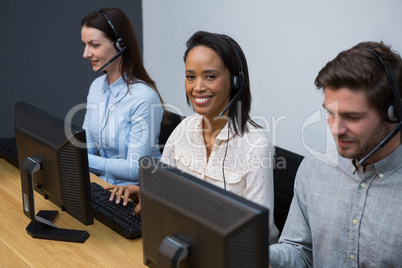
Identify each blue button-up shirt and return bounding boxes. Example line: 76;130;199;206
83;75;163;186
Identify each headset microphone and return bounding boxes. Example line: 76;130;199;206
357;48;402;166
219;82;247;117
95;47;127;73
219;37;247;190
220;37;246;117
358;121;402;166
96;10;127;74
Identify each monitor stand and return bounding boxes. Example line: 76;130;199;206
158;236;189;268
20;157;89;243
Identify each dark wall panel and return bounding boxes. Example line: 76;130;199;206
0;0;143;137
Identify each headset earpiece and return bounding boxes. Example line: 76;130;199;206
364;48;402;123
386;103;398;122
231;72;244;92
227;37;245;92
101;10;127;52
114;37;126;52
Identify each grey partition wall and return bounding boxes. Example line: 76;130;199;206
0;0;142;138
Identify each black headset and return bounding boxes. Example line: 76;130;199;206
229;39;245;92
364;48;402;123
101;10;126;52
97;10;129;144
221;37;247;190
219;38;247;117
357;48;402;166
95;10;128;73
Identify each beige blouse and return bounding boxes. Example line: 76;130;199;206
160;113;279;244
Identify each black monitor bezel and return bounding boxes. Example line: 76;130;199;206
139;156;269;267
15;101;93;242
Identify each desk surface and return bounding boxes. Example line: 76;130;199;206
0;159;146;267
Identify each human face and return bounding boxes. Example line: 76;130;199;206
81;25;119;73
185;46;231;123
323;87;393;163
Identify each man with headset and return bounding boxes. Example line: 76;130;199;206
269;41;402;267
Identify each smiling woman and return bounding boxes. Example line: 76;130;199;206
106;31;280;245
81;25;119;80
80;7;168;186
160;31;280;245
184;46;231;129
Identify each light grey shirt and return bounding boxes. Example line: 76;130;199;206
269;145;402;267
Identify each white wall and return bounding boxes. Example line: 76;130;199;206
143;0;402;156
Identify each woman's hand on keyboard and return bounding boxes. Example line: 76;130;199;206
104;185;142;217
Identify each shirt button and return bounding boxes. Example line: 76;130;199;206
350;254;355;260
352;219;358;225
379;173;384;178
361;182;367;188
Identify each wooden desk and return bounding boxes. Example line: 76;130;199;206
0;159;146;267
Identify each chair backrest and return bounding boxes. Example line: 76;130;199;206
158;112;184;153
273;146;304;233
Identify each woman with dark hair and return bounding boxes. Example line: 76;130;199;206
81;7;166;186
181;31;256;135
161;31;279;244
107;31;279;244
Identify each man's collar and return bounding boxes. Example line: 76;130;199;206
352;145;402;178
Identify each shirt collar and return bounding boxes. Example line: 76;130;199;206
352;145;402;180
215;120;235;141
193;114;236;141
193;114;203;135
101;75;126;97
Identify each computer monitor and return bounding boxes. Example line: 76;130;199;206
15;101;93;243
139;156;269;268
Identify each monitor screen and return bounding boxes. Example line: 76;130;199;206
15;101;93;242
139;156;269;268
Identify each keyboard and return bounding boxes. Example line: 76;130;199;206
90;182;142;239
0;137;141;239
0;137;19;168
